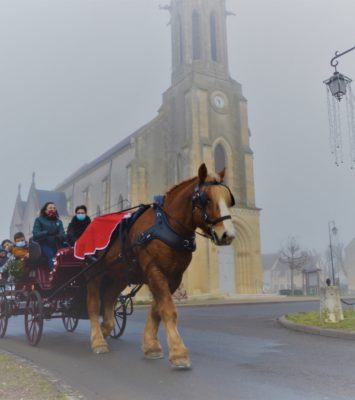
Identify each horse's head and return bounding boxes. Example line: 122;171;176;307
192;163;236;246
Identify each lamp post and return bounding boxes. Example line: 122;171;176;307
324;46;355;168
328;221;338;285
324;46;355;101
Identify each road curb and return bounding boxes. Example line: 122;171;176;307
0;348;86;399
135;297;321;308
278;315;355;341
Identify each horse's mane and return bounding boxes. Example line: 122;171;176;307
165;172;222;198
165;176;197;197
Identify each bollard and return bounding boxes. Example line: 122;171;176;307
320;286;344;323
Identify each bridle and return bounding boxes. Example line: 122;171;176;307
192;181;235;243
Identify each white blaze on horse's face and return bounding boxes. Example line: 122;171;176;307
207;183;236;246
218;199;235;244
215;197;236;245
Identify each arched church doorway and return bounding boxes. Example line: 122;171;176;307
218;245;236;296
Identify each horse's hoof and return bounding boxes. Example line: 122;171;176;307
170;358;191;370
93;345;109;354
144;350;164;360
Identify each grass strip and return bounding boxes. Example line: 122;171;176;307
286;308;355;330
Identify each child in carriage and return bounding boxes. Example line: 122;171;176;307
0;246;8;279
1;233;30;282
12;232;29;260
1;239;14;255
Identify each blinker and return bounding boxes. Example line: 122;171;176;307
195;182;235;208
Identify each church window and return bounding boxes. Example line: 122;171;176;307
118;195;124;211
177;154;183;181
102;178;110;213
214;143;226;174
210;13;218;62
192;11;201;60
67;197;72;214
178;16;184;64
83;187;91;213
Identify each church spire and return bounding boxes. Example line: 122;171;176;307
169;0;230;84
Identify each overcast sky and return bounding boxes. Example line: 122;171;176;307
1;0;355;255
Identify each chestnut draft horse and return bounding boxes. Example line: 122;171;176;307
87;163;236;368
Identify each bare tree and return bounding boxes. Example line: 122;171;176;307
279;237;308;295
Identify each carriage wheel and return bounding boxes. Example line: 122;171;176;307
110;300;127;339
24;291;43;346
124;297;134;316
0;292;8;338
62;316;79;332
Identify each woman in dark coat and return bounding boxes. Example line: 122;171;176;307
67;205;91;246
32;202;65;269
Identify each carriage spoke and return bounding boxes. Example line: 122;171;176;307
25;291;43;346
110;301;127;339
0;293;8;338
62;316;79;332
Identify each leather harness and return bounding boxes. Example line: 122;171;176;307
132;195;196;252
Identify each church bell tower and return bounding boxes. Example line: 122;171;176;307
159;0;263;295
170;0;230;83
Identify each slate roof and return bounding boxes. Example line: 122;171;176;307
55;132;133;190
18;200;27;218
54;113;162;191
262;253;279;271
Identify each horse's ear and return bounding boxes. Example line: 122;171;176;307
198;163;208;183
218;168;226;181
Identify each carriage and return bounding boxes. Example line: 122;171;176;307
0;247;138;346
0;164;236;368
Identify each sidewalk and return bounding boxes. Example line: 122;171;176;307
173;294;321;307
0;350;84;400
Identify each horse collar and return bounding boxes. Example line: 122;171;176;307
133;196;196;252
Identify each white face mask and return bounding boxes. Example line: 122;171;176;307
76;213;86;221
16;241;26;248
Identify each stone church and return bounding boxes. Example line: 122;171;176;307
10;0;263;296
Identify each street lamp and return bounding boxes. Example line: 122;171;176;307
328;220;338;285
324;46;355;168
324;72;352;102
324;46;355;101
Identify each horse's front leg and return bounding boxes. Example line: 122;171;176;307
143;301;164;359
147;268;190;368
87;276;109;354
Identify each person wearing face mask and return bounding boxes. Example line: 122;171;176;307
1;239;14;256
32;202;66;269
0;247;8;278
12;232;29;259
0;241;14;280
0;247;7;267
66;205;91;246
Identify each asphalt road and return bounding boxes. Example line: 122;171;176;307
1;301;355;400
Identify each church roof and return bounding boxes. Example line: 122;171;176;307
55;134;134;190
35;189;68;216
262;253;279;271
55;113;162;190
18;200;27;218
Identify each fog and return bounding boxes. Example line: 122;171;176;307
1;0;355;255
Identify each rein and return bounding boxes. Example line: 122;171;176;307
151;180;235;243
112;179;235;247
